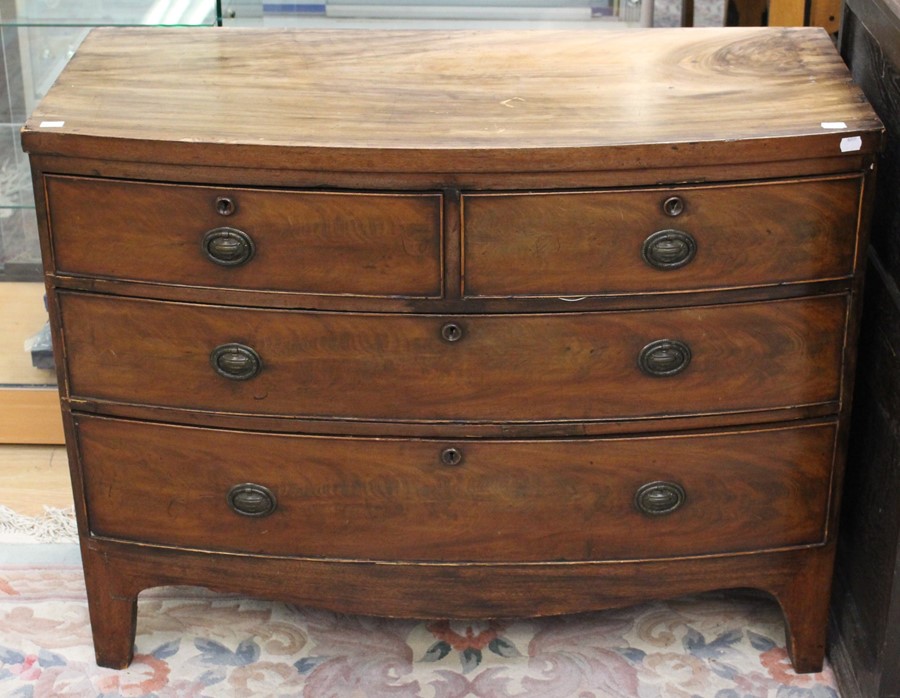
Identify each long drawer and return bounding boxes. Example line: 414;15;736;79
59;291;847;423
77;415;836;562
462;176;862;298
45;176;443;298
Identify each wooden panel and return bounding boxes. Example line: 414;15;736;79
810;0;841;33
21;28;881;172
81;536;838;673
768;0;806;26
834;265;900;697
0;389;64;445
0;282;56;386
46;176;443;298
0;445;71;514
463;176;861;298
831;3;900;695
842;7;900;294
730;0;768;25
78;415;836;562
58;292;847;423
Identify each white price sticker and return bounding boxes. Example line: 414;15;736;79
840;136;863;153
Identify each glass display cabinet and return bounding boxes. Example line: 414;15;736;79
0;0;219;443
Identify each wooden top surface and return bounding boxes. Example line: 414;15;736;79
22;27;882;173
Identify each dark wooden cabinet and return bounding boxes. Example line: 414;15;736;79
21;27;881;673
831;1;900;696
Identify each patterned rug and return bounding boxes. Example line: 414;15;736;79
0;558;841;697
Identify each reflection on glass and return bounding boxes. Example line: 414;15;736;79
2;1;219;26
221;0;648;26
0;0;219;388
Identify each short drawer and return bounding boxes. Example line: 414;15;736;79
45;176;443;298
462;176;862;297
77;416;836;562
59;291;847;423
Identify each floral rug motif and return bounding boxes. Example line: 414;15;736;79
0;564;841;697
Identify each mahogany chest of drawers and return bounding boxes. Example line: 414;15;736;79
22;27;882;672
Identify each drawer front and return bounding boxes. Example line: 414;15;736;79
78;416;836;562
60;292;846;422
462;176;861;297
45;176;443;298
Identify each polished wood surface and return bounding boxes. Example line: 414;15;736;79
21;28;881;173
768;0;806;26
46;176;443;298
0;445;71;514
23;28;881;674
809;0;842;35
463;176;862;297
58;292;847;423
79;415;836;561
0;389;64;445
81;536;839;673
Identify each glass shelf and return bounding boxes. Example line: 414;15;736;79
1;1;219;26
1;0;220;390
0;0;220;283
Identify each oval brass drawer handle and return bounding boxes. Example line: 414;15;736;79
635;481;686;516
210;343;262;380
638;339;691;377
202;227;255;267
227;483;277;517
642;229;696;270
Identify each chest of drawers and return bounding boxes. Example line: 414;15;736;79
22;27;882;672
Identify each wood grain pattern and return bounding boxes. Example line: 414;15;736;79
60;398;841;439
46;176;443;298
463;176;862;297
21;27;879;676
79;535;839;673
58;292;848;423
809;0;842;34
0;282;57;386
78;415;836;562
28;150;879;194
0;445;71;514
43;260;858;316
768;0;807;26
21;28;882;173
0;389;64;445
